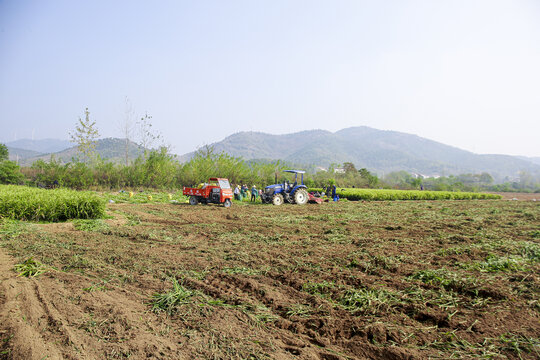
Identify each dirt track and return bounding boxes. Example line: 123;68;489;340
1;200;539;359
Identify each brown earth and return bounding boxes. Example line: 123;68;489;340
0;199;539;359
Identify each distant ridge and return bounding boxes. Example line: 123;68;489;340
13;138;146;166
6;138;72;154
5;127;539;181
179;126;540;181
7;147;44;161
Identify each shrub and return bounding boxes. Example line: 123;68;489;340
0;185;105;221
308;188;502;201
0;161;24;184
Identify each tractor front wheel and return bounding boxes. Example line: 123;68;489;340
189;196;199;205
272;194;284;206
294;189;308;205
223;199;232;208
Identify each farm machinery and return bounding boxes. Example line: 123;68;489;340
183;178;233;207
261;170;309;205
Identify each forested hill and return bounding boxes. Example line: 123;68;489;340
179;126;540;181
11;138;146;166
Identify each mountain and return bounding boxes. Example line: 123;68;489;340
17;138;146;166
5;139;72;154
7;147;44;161
180;127;540;181
517;156;540;166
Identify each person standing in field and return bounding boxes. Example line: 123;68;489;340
251;185;258;202
332;185;338;201
234;185;240;200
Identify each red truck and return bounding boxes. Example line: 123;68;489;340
183;178;233;208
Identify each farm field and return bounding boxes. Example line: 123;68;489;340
0;199;539;359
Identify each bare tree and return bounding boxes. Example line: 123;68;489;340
120;97;135;166
137;112;163;159
70;107;100;161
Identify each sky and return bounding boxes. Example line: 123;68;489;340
1;0;539;157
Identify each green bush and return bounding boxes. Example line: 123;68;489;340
0;161;24;184
0;185;105;221
308;188;502;201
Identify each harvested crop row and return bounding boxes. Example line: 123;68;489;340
0;185;105;221
309;188;502;200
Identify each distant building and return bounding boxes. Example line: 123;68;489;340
334;168;345;174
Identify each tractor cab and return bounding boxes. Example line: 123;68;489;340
261;170;308;205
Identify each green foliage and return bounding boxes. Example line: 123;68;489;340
0;185;105;221
0;160;24;184
14;257;47;277
70;107;100;161
150;277;194;314
520;242;540;262
18;150;532;193
104;190;187;204
499;333;540;358
302;280;335;296
178;145;284;188
339;287;397;314
358;168;379;187
0;143;8;161
308;187;501;201
72;219;109;232
471;255;527;272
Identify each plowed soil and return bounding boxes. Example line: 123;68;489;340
1;199;539;359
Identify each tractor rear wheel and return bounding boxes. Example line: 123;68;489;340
272;194;284;206
294;189;308;205
189;196;198;205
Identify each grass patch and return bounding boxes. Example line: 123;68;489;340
518;242;540;262
471;255;528;272
72;219;109;232
103;191;188;204
14;257;47;277
150;278;196;314
339;287;397;314
285;304;313;318
409;269;480;294
302;280;335;297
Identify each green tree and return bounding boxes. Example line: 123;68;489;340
0;144;23;184
0;143;8;161
0;160;24;184
358;168;379;188
478;172;494;184
343;162;357;173
70;107;100;161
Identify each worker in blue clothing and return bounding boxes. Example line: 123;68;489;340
332;185;339;202
251;185;258;202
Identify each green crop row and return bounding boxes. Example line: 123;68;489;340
0;185;106;222
308;188;502;201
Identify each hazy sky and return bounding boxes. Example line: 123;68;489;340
1;0;539;156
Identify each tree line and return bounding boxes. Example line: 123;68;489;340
1;143;538;193
1;106;538;192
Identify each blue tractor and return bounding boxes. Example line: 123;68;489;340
261;170;309;205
